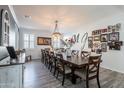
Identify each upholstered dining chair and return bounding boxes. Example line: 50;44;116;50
55;53;71;86
75;55;102;88
41;49;45;63
49;52;55;72
71;50;79;56
44;50;50;68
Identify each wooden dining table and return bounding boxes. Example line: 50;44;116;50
61;52;102;84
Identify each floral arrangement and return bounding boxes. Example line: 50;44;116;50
64;33;80;48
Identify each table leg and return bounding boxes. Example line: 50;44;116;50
71;67;76;84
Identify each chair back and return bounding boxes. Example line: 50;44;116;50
81;51;90;58
44;48;50;51
57;57;66;73
49;52;55;62
86;55;102;80
56;53;66;72
6;46;17;59
71;50;79;56
56;53;63;59
41;49;45;62
44;50;50;61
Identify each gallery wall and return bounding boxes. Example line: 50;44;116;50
77;13;124;73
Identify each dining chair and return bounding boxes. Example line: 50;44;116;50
41;49;44;63
49;52;55;72
71;50;79;56
55;54;71;86
75;55;102;88
44;50;50;68
42;50;46;64
81;51;90;58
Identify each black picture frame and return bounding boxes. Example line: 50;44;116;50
109;32;119;41
37;37;51;45
94;36;100;41
100;34;108;42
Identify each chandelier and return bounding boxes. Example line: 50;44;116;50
52;20;62;39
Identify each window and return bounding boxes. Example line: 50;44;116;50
24;34;34;49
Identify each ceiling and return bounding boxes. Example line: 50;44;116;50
13;5;124;35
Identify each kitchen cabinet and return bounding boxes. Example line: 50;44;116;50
0;65;24;88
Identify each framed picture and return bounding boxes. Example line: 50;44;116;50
108;23;121;32
109;32;119;41
88;36;93;48
94;36;100;41
101;43;107;52
116;23;121;31
37;37;51;45
108;25;112;32
100;34;108;42
108;41;122;50
101;29;107;33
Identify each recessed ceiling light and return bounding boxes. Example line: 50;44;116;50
24;15;31;19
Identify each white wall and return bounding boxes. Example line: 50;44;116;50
20;28;52;59
77;13;124;73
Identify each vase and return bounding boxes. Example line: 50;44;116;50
66;48;72;57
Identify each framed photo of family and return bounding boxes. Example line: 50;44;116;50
37;37;51;45
109;32;119;41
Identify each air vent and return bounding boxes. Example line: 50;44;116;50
24;15;31;19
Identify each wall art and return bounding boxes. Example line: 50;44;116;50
108;41;123;50
37;37;51;45
94;36;100;41
101;29;107;33
108;23;121;32
88;36;93;48
101;42;107;52
100;34;108;42
116;23;121;31
109;32;119;41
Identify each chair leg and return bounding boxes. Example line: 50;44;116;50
48;62;50;69
50;64;52;72
53;67;56;76
62;74;65;86
86;79;89;88
97;76;101;88
46;61;49;68
56;70;59;78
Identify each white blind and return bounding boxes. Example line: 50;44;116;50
24;34;34;49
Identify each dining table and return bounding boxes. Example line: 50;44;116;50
60;52;102;84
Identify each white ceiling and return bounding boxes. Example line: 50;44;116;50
13;5;124;34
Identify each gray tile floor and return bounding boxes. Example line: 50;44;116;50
23;60;124;88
